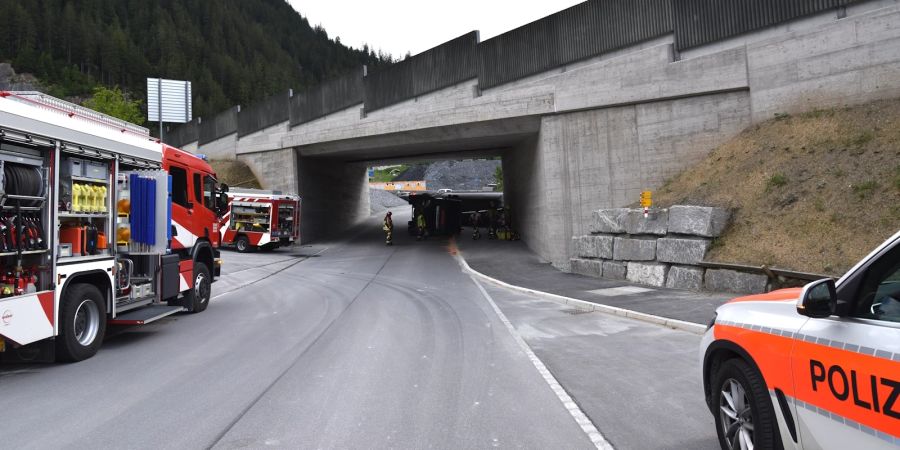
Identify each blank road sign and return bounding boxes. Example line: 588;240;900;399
147;78;192;123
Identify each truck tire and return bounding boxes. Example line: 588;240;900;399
235;235;250;253
184;263;211;313
56;283;106;362
712;358;779;450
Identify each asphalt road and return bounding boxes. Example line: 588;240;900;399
0;210;718;449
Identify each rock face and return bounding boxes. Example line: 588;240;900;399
574;235;614;259
570;258;602;278
626;262;669;287
704;269;768;294
668;206;730;237
394;160;500;191
592;209;629;234
666;265;705;290
602;261;627;280
613;237;656;261
624;209;668;236
657;238;710;265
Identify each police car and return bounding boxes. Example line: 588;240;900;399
701;230;900;450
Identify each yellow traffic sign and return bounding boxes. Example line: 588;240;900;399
640;191;652;208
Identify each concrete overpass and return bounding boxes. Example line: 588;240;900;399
170;0;900;268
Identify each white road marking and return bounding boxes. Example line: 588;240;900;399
469;274;615;450
587;286;654;296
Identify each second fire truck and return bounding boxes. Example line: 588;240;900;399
220;189;300;252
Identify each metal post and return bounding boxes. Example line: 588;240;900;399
184;81;190;123
157;78;164;143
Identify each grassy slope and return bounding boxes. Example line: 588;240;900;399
654;98;900;276
209;159;262;189
369;165;409;183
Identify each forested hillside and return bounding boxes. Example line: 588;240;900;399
0;0;390;117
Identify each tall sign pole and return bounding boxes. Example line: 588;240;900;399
157;78;164;143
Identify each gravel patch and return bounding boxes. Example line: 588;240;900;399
369;188;408;214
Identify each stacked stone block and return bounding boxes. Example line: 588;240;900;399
570;205;768;294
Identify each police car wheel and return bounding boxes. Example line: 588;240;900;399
56;283;107;362
712;359;779;450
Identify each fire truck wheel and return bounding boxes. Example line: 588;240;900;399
56;283;106;362
711;358;779;450
235;236;251;253
185;263;211;313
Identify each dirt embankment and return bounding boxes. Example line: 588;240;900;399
654;98;900;276
209;159;262;189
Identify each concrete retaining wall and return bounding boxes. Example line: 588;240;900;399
506;90;750;268
570;206;771;294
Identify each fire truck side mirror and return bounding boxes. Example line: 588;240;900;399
216;183;229;214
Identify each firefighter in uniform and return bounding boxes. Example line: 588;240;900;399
383;211;393;245
487;201;498;240
470;211;481;240
416;211;427;241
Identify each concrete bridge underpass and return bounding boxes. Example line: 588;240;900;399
169;0;900;268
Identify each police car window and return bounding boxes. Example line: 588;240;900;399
852;244;900;323
169;166;189;208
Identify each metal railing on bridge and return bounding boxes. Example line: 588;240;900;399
170;0;865;149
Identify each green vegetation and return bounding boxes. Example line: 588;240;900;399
766;173;787;191
494;165;503;191
852;180;879;199
845;130;875;148
894;165;900;192
369;165;408;183
800;108;835;119
773;112;791;121
83;86;144;125
0;0;391;119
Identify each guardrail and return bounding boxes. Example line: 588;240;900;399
698;261;833;289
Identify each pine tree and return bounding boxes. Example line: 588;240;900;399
0;0;389;118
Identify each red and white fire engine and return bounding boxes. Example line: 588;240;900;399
0;91;227;362
220;189;300;252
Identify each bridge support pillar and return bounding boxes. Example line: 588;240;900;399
296;155;370;243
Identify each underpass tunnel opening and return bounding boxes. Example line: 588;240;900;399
293;116;541;248
367;154;507;242
295;149;542;247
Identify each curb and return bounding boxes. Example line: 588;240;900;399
453;249;707;335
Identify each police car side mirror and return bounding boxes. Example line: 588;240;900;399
797;278;837;318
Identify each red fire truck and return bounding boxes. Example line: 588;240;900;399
0;91;227;362
220;189;300;252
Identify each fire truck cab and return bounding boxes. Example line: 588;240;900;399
0;91;227;362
